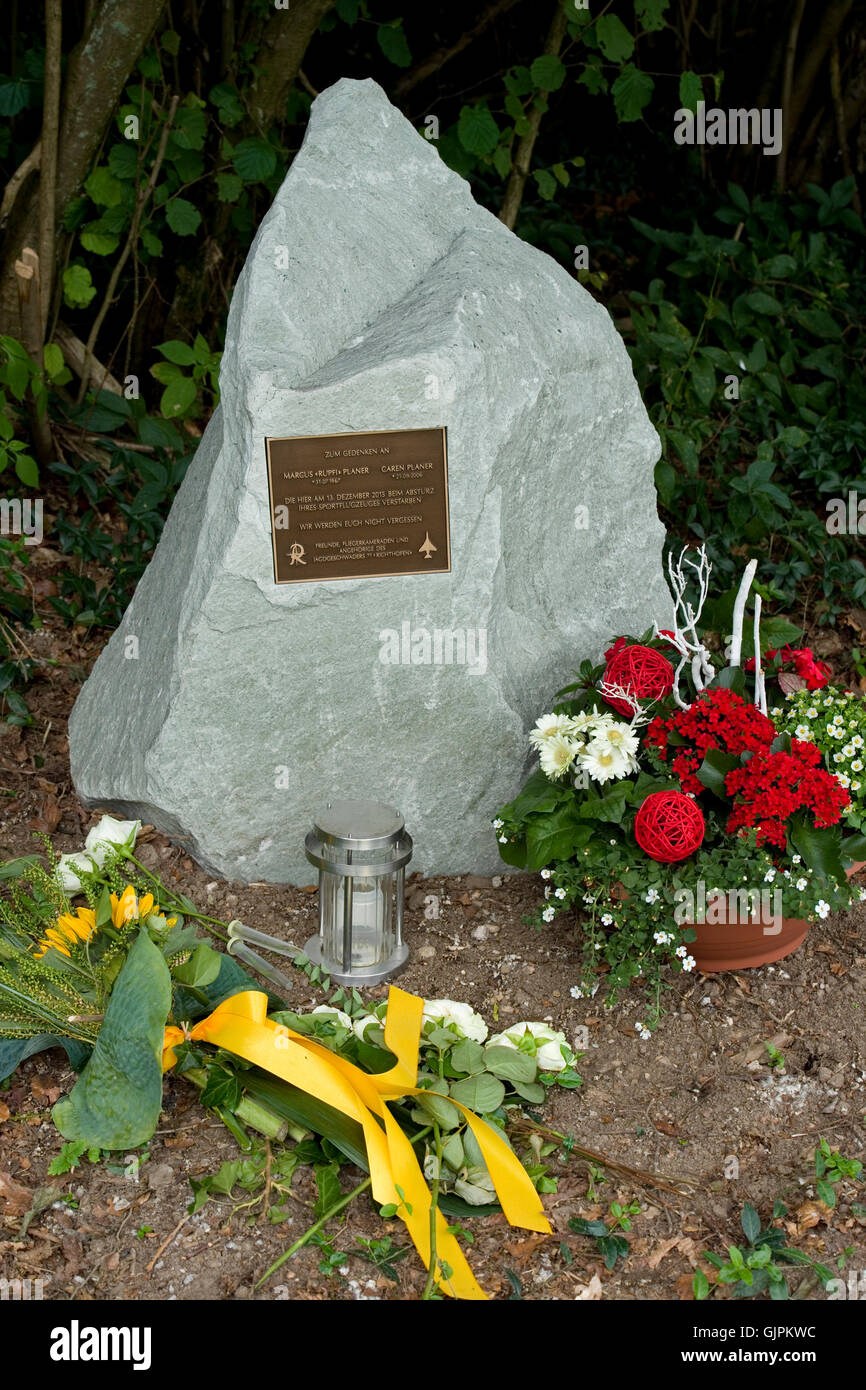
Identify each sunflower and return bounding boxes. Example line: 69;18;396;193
33;907;97;959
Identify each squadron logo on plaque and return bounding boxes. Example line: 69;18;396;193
265;427;451;584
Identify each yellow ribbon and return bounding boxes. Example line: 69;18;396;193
162;986;551;1299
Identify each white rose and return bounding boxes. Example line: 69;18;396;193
55;851;98;893
352;1013;382;1042
488;1021;570;1072
312;1005;352;1029
422;998;489;1043
84;815;141;861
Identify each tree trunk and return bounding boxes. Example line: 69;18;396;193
0;0;167;336
499;3;569;231
248;0;336;128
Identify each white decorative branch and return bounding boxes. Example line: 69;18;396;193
729;559;757;668
753;592;767;714
654;544;715;710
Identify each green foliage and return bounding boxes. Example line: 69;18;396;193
694;1199;836;1300
52;928;172;1149
627;180;866;623
814;1138;862;1208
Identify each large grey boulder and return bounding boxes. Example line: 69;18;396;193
69;77;671;884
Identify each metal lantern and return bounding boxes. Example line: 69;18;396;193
303;799;412;986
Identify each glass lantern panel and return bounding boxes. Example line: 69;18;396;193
321;871;394;971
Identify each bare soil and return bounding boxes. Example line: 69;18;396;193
0;629;864;1303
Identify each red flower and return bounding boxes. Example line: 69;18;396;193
744;645;831;692
645;687;777;796
724;740;848;848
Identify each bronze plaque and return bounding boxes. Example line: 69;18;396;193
265;427;451;583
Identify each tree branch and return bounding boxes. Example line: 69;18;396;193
776;0;807;193
77;94;179;403
499;3;569;231
248;0;336;128
38;0;63;344
395;0;523;100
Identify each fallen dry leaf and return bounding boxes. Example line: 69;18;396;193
30;1076;61;1105
793;1200;831;1234
652;1119;680;1137
0;1171;33;1215
0;1102;10;1124
573;1273;604;1300
646;1235;701;1270
504;1232;551;1263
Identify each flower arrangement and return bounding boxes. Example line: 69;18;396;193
495;548;865;1029
0;821;582;1300
776;685;866;834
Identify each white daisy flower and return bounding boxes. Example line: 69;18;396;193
806;707;819;719
578;738;634;785
795;724;812;740
796;877;808;890
540;868;551;880
539;732;579;780
681;955;696;972
792;854;801;864
570;985;583;999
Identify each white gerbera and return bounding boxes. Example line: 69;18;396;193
529;713;575;748
539;733;578;780
595;721;640;759
578;738;632;785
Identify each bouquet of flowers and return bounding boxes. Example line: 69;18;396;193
495;548;865;1029
0;819;583;1300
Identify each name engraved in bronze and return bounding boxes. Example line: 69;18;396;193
265;427;451;583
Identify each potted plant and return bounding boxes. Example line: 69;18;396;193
493;548;866;1031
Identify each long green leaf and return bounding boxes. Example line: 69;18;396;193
52;928;171;1149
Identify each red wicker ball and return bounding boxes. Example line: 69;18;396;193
635;791;705;863
603;644;675;715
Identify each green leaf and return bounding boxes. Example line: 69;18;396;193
450;1040;486;1075
314;1163;342;1217
741;1202;761;1244
158;339;197;366
530;55;566;91
457;104;500;156
42;343;63;380
691;356;716;405
80;225;120;256
62;264;97;309
377;21;411;66
678;71;702;112
108;143;138;180
0;77;30;117
745;291;783;316
709;664;746;696
413;1089;462;1131
85;166;124;208
161;29;181;55
525;806;590;872
692;1268;710;1300
611;66;654;122
209;83;245;127
787;814;846;887
506;768;565;820
232;137;278;182
0;1035;90;1084
483;1045;538;1084
52;929;171;1149
165;197;201;236
534;168;557;200
696;747;739;796
160;375;197;419
511;1079;546;1104
199;1064;241;1112
172;104;207;152
172;941;222;988
216;172;243;203
449;1072;506;1114
635;0;669;31
15;453;39;487
596;15;635;61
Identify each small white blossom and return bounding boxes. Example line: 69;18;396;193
644;888;660;904
600;913;614;926
555;887;567;899
814;900;831;920
764;868;776;882
540;868;552;880
681;955;696;972
492;817;504;829
796;877;808;891
542;905;555;922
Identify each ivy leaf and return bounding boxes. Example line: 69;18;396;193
165;198;201;236
596;15;635;62
377;21;411;67
530;55;566;91
679;70;703;112
611;66;654;121
231;137;277;182
457;104;500;156
62;264;97;309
